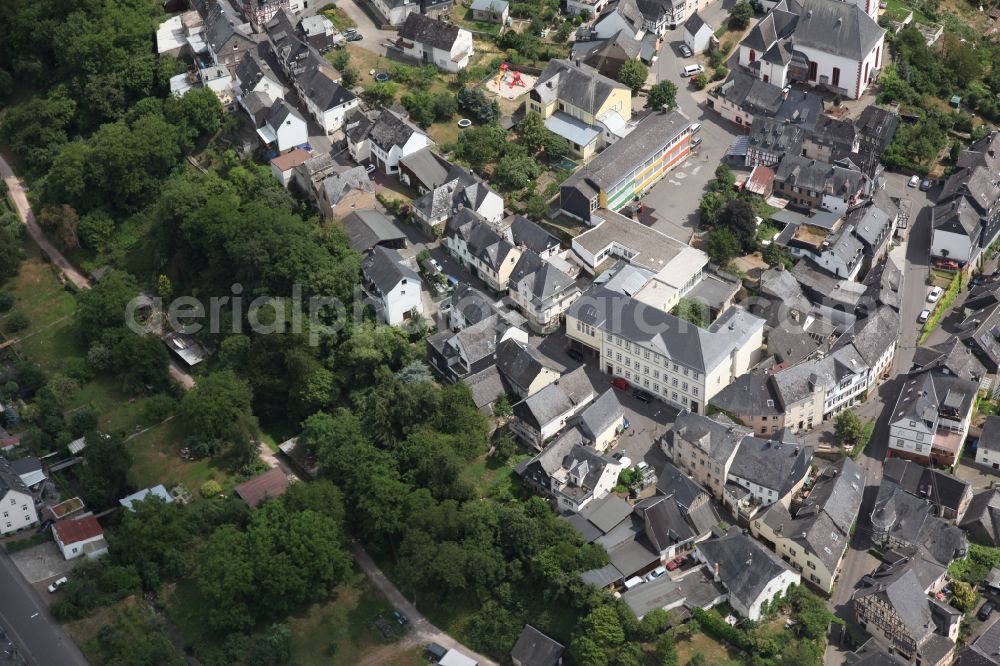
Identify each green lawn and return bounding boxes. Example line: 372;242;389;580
675;630;750;665
127;419;236;495
1;242;81;373
321;6;356;31
883;0;933;24
460;451;528;499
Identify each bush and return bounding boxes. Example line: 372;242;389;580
200;480;223;499
692;73;709;90
4;311;29;333
0;292;13;311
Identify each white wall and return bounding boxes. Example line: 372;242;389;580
685;26;712;54
745;569;800;620
383;277;423;326
274;117;308;152
0;490;37;535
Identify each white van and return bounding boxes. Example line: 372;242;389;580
624;576;644;590
682;64;704;77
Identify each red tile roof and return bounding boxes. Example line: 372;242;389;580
235;468;290;508
270;148;311;172
53;515;103;544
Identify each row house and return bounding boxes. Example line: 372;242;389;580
930;132;1000;269
347;108;432;175
751;457;863;593
508;250;581;334
708;69;823;131
413;171;504;235
772;155;868;216
509;366;599;448
443;210;522;293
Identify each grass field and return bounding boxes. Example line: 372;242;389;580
675;630;746;665
127;419;236;495
1;242;81;373
321;6;356;31
168;572;418;665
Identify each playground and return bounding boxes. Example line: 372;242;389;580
485;63;535;101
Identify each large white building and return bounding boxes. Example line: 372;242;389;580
737;0;884;100
566;285;765;413
0;458;38;536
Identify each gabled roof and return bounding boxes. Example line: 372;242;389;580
53;515;104;545
234;468;290;507
340;209;405;252
0;457;31;499
671;412;752;464
655;461;710;513
683;11;709;34
296;60;356;111
495;338;556;392
911;338;987;382
882;457;970;517
774;155;866;198
512;365;596;430
709;371;783;417
960;488;1000;546
507;215;560;255
533;59;629;117
362;246;420;294
399;13;463;51
575;389;624;442
399;147;452;189
510;251;577;305
510;625;564;666
785;0;884;61
730;436;811;497
697;531;796;610
369;108;424;152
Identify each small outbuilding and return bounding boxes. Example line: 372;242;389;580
235;468;291;508
510;624;565;666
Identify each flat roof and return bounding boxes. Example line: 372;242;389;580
545;111;601;148
574;209;701;273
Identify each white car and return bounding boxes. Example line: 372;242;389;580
690;123;702;134
430;258;443;272
48;577;68;593
645;566;667;582
908;175;920;188
918;309;931;323
927;286;943;303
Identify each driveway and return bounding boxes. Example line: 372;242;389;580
9;544;75;585
334;0;397;55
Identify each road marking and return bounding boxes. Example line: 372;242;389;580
29;614;38;619
691;165;702;175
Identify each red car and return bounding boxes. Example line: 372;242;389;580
611;377;629;390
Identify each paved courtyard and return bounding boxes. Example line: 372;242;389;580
10;543;75;585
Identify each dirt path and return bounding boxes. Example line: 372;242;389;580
351;542;499;666
1;152;197;390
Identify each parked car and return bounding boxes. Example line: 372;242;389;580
612;452;632;468
678;44;693;58
635;461;651;476
347;33;363;41
566;348;584;362
47;577;68;593
927;286;943;302
980;601;995;621
682;64;704;77
645;566;667;582
611;377;629;390
908;174;920;188
429;258;443;272
934;258;960;270
689;123;702;134
393;611;409;625
919;179;932;191
690;137;703;149
918;309;931;323
365;164;376;174
633;388;653;403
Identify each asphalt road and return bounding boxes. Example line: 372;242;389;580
824;173;933;663
0;551;88;666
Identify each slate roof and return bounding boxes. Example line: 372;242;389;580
854;565;936;640
939;131;1000;216
671;412;751;464
449;284;498;328
848;203;893;253
341;210;405;253
697;531;796;611
322;166;373;208
580;494;634;534
981;416;1000;454
567;286;765;373
533;59;628;116
575;389;624;442
362;246;420;294
831;305;898;368
748;118;806;158
683;11;708;33
713;70;820;129
774;156;866;198
369;108;423;152
709;371;783;417
960;489;1000;546
910;338;987;382
512;365;596;431
510;251;578;306
507;215;560;255
0;458;30;499
891;372;978;426
296;60;356;111
464;364;508;412
730;436;812;496
781;0;884;61
620;568;727;619
399;13;462;51
882;457;970;518
655;461;710;513
236;51;281;92
495;338;556;393
510;625;564;666
759;267;812;314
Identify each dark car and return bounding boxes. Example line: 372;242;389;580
347;33;363;41
678;44;693;57
393;611;409;625
980;601;995;621
633;389;653;403
566;348;584;362
919;179;932;191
